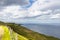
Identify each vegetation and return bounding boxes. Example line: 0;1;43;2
0;25;28;40
0;21;60;40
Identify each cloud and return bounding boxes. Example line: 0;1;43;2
0;0;30;6
51;14;60;19
0;5;28;19
28;0;60;19
0;0;60;23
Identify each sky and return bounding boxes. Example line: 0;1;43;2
0;0;60;23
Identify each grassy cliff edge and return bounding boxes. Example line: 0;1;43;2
0;21;60;40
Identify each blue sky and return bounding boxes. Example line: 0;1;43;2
0;0;60;23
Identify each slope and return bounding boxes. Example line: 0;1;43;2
0;21;60;40
0;25;28;40
6;23;60;40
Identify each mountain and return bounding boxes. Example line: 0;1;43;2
0;21;60;40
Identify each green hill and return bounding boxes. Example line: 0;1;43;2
0;26;28;40
0;21;60;40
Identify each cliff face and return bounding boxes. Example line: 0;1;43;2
0;21;60;40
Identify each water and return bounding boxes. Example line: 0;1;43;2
22;23;60;38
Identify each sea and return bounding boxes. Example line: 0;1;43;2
21;23;60;38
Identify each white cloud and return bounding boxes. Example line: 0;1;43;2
29;0;60;11
28;0;60;19
0;0;60;23
0;5;28;19
51;14;60;19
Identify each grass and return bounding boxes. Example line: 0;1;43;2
6;23;60;40
0;26;11;40
0;21;60;40
0;25;28;40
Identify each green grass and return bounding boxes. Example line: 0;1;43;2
0;25;28;40
0;26;11;40
6;23;60;40
0;21;60;40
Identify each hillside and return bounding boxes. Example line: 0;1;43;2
0;21;60;40
0;26;28;40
